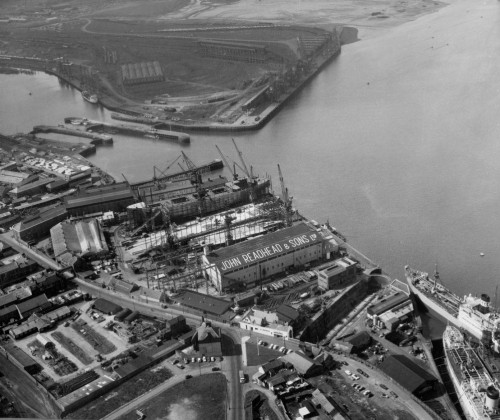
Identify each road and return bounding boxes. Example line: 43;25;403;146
0;231;62;270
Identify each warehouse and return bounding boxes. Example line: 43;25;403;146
121;61;164;85
8;178;53;198
379;355;438;397
203;222;324;292
65;183;136;216
11;206;68;242
50;218;109;266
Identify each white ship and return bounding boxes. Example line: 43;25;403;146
405;266;500;341
443;325;500;419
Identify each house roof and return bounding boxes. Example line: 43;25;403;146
345;331;372;348
281;351;319;375
276;304;299;323
16;294;50;317
379;355;437;394
261;359;284;373
195;321;220;342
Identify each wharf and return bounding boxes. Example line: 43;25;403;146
65;117;190;144
32;125;113;145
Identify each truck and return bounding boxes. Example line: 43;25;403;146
239;370;245;383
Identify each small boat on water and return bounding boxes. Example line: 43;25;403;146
82;90;98;104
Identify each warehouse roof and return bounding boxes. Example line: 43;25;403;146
367;292;410;317
379;355;437;394
173;290;232;316
10;177;53;194
0;292;18;308
16;206;67;231
65;183;134;209
93;298;122;315
51;219;109;258
205;222;322;273
4;344;40;369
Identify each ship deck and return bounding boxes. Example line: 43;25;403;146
446;344;493;418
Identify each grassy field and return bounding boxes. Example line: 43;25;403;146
67;366;173;420
51;331;94;365
120;373;226;420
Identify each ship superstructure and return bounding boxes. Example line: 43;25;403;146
458;294;500;341
443;325;500;419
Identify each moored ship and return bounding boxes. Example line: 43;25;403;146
82;90;98;104
443;325;500;419
405;266;500;341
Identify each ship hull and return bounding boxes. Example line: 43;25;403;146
407;280;462;329
82;91;98;104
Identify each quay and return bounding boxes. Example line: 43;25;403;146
64;117;190;144
32;125;113;145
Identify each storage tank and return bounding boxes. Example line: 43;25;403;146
485;385;499;411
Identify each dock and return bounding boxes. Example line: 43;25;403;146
64;117;190;144
32;125;113;145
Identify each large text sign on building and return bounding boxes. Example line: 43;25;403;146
219;233;320;271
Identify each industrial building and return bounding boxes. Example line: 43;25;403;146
121;61;164;85
172;290;232;316
8;178;53;198
379;355;438;397
11;206;68;242
203;222;326;292
366;291;413;330
50;218;109;267
65;183;136;217
198;40;275;63
317;257;357;291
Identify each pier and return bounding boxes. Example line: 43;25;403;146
65;117;190;144
32;125;113;145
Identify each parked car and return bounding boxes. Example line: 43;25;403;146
379;384;388;390
186;375;192;379
212;367;220;371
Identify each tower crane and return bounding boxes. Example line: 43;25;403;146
232;138;251;179
277;164;293;227
153;154;182;187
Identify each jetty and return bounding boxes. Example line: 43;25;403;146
64;117;190;144
32;125;113;145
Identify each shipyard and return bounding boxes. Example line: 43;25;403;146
0;132;467;420
1;0;500;419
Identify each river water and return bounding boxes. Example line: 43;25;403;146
1;0;500;312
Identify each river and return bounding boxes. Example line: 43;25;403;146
1;0;499;313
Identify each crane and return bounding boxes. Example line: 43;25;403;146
232;138;251;178
277;164;293;227
153;155;182;186
216;145;240;181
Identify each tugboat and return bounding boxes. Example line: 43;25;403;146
82;90;98;104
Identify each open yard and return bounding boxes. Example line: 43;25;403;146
119;373;226;420
67;366;173;420
72;320;117;355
